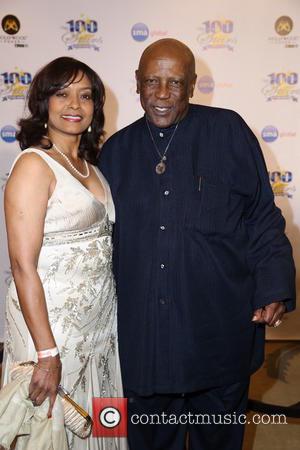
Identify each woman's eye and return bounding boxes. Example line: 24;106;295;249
55;91;67;97
82;94;92;100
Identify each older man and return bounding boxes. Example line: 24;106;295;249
99;39;295;450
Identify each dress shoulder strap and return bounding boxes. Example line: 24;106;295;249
9;148;63;179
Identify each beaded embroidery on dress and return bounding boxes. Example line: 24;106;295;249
2;148;127;450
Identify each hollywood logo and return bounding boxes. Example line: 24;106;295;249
197;19;237;51
1;15;20;35
0;15;28;47
268;16;299;48
275;16;293;36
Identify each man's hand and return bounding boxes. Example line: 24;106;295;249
252;301;286;327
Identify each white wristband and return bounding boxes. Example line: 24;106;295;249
37;347;59;358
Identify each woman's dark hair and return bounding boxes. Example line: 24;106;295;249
17;56;105;164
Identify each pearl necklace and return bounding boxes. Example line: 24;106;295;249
52;143;90;179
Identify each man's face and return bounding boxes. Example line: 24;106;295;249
136;52;196;128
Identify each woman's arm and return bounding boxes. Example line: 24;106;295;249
4;152;60;417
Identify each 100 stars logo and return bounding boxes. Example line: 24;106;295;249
61;15;102;51
197;19;237;51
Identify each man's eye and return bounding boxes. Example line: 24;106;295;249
145;79;158;85
170;80;181;86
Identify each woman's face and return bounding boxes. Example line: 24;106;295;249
47;72;94;139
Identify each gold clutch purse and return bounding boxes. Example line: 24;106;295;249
11;361;93;439
57;384;93;438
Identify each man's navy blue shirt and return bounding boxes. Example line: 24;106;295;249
99;105;295;395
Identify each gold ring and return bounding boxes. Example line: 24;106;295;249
274;319;282;328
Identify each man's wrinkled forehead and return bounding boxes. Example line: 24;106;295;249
138;39;195;75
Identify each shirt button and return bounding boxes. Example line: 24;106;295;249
160;225;166;231
160;264;165;269
159;132;164;138
164;190;170;196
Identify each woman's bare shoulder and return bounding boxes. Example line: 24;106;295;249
9;150;53;178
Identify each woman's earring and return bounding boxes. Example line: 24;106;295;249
87;125;92;133
44;123;48;129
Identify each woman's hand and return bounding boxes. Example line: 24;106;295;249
29;355;62;418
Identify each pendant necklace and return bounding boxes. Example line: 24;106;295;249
52;143;90;179
146;117;179;175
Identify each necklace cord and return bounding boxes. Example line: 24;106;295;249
145;117;179;163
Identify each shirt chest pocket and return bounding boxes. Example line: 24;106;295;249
184;174;230;234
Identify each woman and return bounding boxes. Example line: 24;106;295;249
3;57;126;450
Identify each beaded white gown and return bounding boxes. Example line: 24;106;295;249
2;149;127;450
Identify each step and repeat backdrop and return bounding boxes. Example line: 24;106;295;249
0;0;299;339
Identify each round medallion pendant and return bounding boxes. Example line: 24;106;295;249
155;161;166;175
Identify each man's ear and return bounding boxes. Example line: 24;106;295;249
189;74;197;98
135;70;140;94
